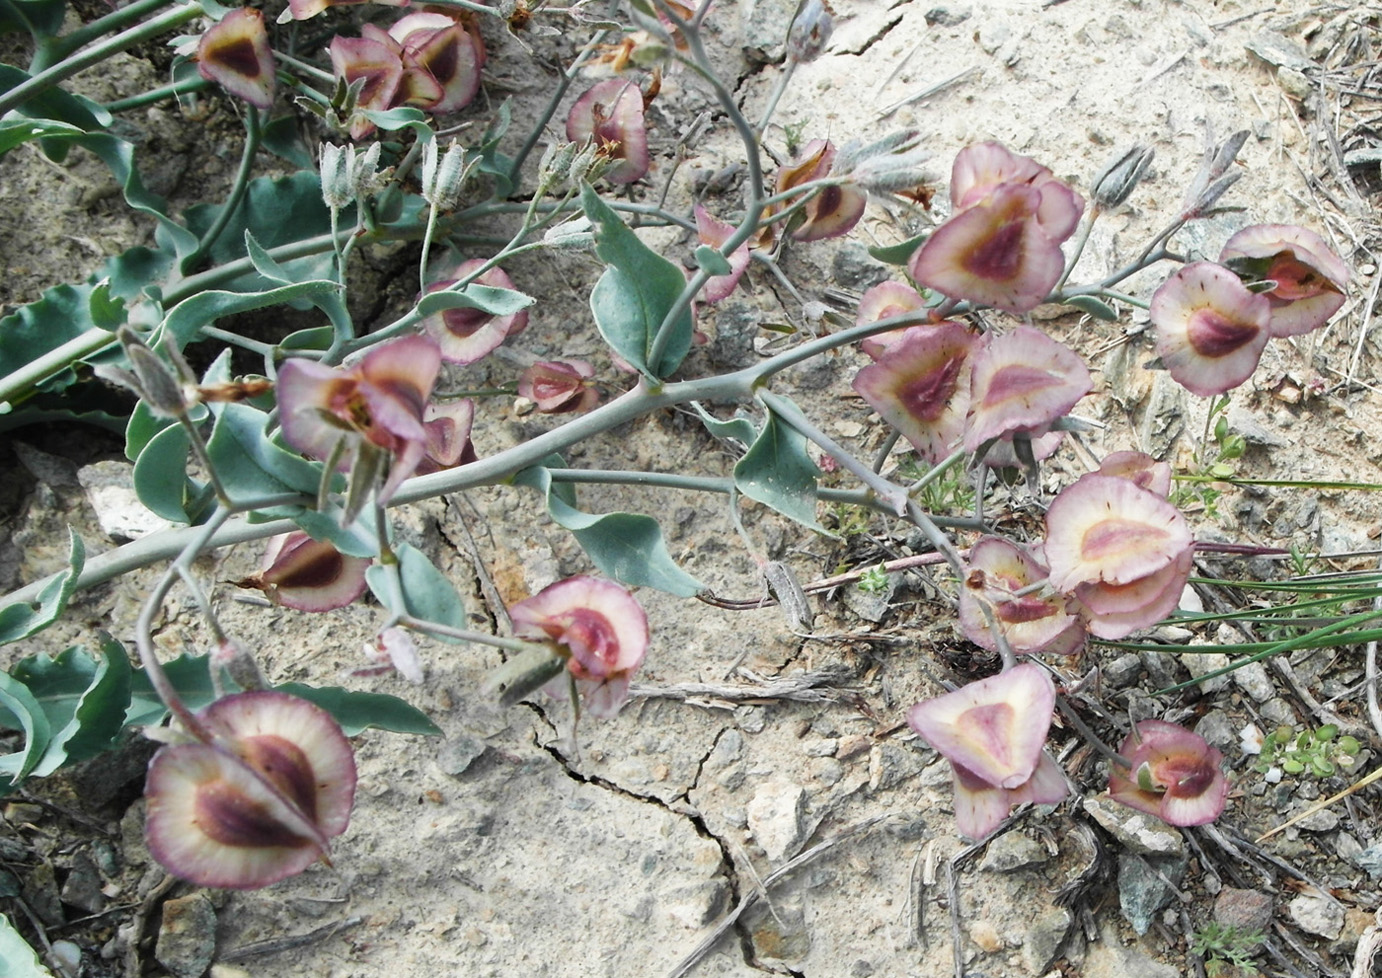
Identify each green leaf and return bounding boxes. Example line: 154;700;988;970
0;116;84;154
275;683;441;736
514;462;703;597
260;113;315;169
133;421;195;522
474;98;514;198
102;244;174;304
124;402;173;461
0;912;52;978
204;402;322;500
366;544;467;642
0;672;51;791
694;245;733;276
293;510;376;558
581;183;694;379
1;638;133;776
181;171;343;285
125;653;437;736
690;402;758;448
868;232;928;265
1063;295;1119;321
0;282;110;393
0;529;84;645
735;408;827;532
1;0;67;35
159;278;342;348
80;133;199;260
416;283;534;318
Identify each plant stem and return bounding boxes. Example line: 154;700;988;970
104;76;209;113
40;0;176;65
397;614;553;654
185;108;263;272
0;2;202;116
506;31;608;186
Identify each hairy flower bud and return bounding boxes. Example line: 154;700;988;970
786;0;834;63
422;138;470;210
1091;144;1154;208
320;143;354;209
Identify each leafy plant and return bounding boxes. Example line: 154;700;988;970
1190;922;1263;976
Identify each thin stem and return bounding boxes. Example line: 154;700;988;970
756;60;797;139
104;75;208;113
419;203;441;294
43;0;174;62
507;31;608;185
1056;695;1129;768
1054;204;1100;292
177;414;233;508
904;447;965;496
274;50;335;87
185;109;263;271
0;2;202;116
397;614;553;654
871;431;901;473
134;508;234;739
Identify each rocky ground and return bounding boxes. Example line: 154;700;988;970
4;1;1382;977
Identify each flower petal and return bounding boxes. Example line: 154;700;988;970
1220;224;1348;337
1151;261;1271;397
566;79;650;184
907;662;1054;789
1043;474;1191;591
197;8;276;110
959;537;1084;656
851;321;976;465
909;183;1066;314
963;325;1091;454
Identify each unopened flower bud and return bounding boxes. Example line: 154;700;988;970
108;326;195;418
321;143;354;209
422;138;470;210
351;142;384;203
543;216;595;250
1091;144;1154;208
786;0;833;63
538;140;579;191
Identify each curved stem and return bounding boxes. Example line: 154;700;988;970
0;2;202;116
507;31;608;186
185;109;263;272
104;75;209;113
41;0;175;65
134;508;234;739
397;614;552;654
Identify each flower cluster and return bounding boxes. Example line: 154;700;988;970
853;320;1090;468
908;666;1229;838
566;78;653;185
1151;225;1347;396
908;142;1084;314
329;13;485;139
276;334;474;508
767;139;867;243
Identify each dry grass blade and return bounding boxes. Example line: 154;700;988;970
1257;762;1382;842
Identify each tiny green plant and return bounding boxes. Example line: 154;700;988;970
1189;922;1264;976
856;563;890;593
1253;723;1361;779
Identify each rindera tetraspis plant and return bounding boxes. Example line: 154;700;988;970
0;0;1371;918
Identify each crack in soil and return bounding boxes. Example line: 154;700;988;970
530;714;778;975
842;14;904;57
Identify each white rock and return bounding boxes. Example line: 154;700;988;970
1288;889;1344;939
746;779;806;862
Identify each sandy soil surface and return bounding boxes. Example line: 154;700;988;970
3;1;1382;977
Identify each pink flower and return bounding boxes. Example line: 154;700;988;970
962;325;1091;458
238;532;370;613
959;537;1084;656
518;360;599;414
197;8;276;110
856;282;927;360
277;334;441;505
1219;224;1348;337
329;14;484;139
693;206;751;303
144;692;357;889
772;140;867;242
388;13;484;114
1108;720;1228;826
851;321;977;465
1151;261;1271;397
416;398;477;475
908;663;1067;839
910;143;1084;314
509;577;649;717
1043;474;1193;639
1098;450;1172;497
363;626;424;683
566;79;651;184
421;260;529;365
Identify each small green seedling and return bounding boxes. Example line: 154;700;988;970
1253;723;1360;779
1190;922;1264;976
